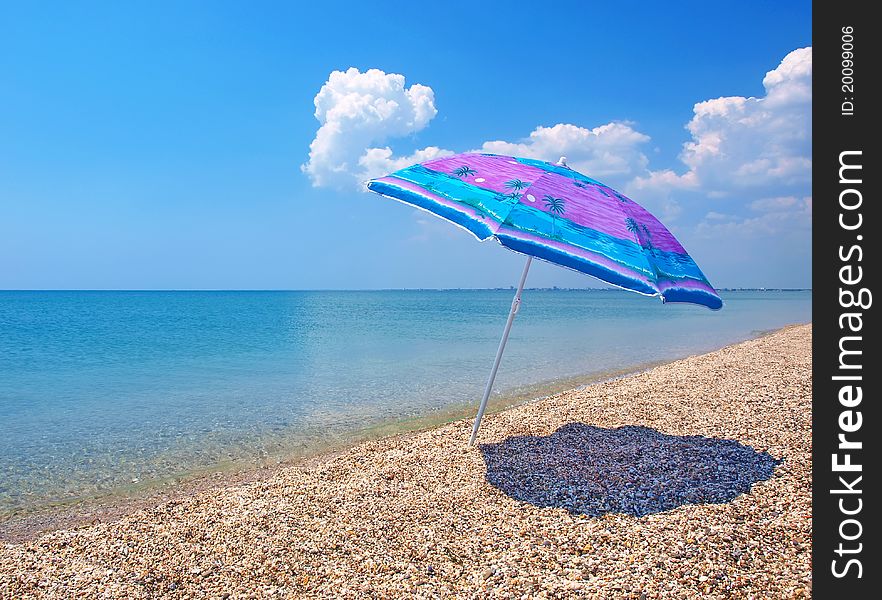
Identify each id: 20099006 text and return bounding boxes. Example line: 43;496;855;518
841;27;856;116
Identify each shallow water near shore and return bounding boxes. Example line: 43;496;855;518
0;289;810;517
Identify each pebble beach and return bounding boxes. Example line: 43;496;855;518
0;324;812;598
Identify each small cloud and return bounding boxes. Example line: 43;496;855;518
629;169;698;192
625;170;696;223
406;209;459;243
749;196;798;212
696;196;812;238
705;211;737;221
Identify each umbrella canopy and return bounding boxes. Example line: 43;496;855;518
367;151;722;445
367;152;721;310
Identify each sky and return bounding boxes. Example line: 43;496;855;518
0;1;812;290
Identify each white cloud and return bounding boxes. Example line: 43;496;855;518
623;47;811;235
299;50;812;286
625;169;698;223
675;47;812;193
478;122;650;184
302;49;811;243
302;68;653;193
704;211;737;221
749;195;799;212
630;169;698;192
622;48;812;286
763;48;812;105
301;68;441;189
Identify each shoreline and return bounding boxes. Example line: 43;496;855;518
0;324;812;597
0;357;675;543
0;323;805;544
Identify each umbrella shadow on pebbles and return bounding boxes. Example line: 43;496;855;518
479;423;781;517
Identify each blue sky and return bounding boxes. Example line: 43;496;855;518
1;1;812;290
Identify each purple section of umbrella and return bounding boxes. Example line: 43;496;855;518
422;154;549;195
419;153;688;254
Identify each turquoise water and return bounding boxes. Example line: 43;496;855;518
0;290;810;515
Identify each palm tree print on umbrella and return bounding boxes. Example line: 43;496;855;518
453;166;477;178
625;218;654;253
641;224;655;254
504;179;528;190
492;191;523;205
542;195;567;237
625;217;641;241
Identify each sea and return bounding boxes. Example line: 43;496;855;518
0;289;810;516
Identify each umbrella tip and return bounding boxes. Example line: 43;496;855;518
557;156;568;167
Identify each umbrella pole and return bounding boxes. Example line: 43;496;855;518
469;256;533;446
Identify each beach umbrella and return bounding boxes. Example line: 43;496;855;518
367;152;721;445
